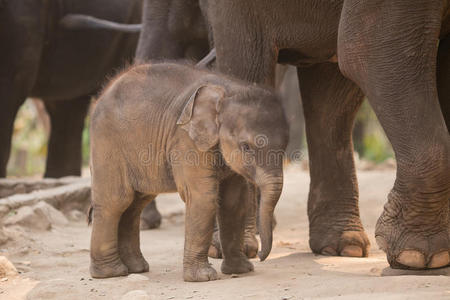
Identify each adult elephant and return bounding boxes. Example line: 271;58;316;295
201;0;450;269
0;0;142;178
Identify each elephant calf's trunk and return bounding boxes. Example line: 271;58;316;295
257;176;283;261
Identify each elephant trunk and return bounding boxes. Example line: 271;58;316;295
257;171;283;261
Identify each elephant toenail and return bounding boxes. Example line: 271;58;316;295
340;245;363;257
428;251;450;269
397;250;426;269
321;246;338;256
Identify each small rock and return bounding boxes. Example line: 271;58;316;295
3;202;68;230
66;209;84;221
4;206;51;230
231;274;239;278
33;202;68;226
0;206;9;218
0;227;9;245
0;256;18;277
126;274;149;282
121;290;151;300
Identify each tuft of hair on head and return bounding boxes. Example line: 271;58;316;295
96;60;135;100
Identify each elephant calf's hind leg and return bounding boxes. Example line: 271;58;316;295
90;181;133;278
118;194;154;273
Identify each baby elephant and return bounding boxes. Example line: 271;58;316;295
89;63;288;282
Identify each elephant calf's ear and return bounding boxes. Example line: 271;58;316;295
177;85;224;152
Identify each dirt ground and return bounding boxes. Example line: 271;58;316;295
1;166;449;300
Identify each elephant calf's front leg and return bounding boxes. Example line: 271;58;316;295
218;175;254;275
183;186;219;282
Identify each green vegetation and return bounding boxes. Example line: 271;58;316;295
355;100;394;163
7;100;47;176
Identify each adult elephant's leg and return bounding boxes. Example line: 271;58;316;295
217;174;254;274
135;0;185;63
211;14;278;85
298;63;369;257
119;194;154;273
437;35;450;132
339;0;450;269
140;199;162;229
43;96;90;177
0;1;46;176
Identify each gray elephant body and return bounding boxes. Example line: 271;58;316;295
89;63;288;281
201;0;450;270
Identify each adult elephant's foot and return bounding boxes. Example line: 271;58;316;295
309;215;370;257
375;191;450;269
120;254;149;274
140;201;162;230
208;230;258;259
221;254;254;274
183;262;218;282
90;257;128;278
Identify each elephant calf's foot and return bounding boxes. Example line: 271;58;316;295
376;205;450;269
183;262;218;282
221;255;254;275
90;257;128;278
120;254;149;274
310;228;370;258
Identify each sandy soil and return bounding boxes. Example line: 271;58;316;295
1;166;449;300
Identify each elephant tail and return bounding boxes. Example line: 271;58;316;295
87;205;93;225
60;14;142;33
196;48;216;68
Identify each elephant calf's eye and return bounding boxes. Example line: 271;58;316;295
240;142;251;152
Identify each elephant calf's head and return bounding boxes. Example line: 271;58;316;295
177;83;289;261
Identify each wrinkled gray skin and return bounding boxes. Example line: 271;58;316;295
89;63;288;281
0;0;142;178
201;0;450;269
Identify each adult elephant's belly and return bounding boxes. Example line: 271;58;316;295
441;2;450;38
30;27;138;101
